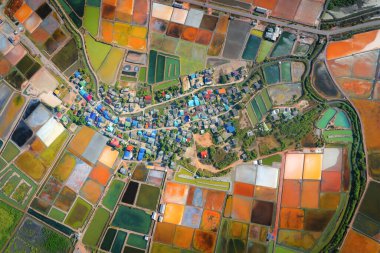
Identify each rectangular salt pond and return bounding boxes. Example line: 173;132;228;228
303;154;322;180
112;206;152;234
185;9;203;28
81;132;108;165
0;33;13;54
170;8;188;24
66;159;92;192
222;19;251;59
284;153;304;179
242;35;261;61
163;182;189;205
25;104;52;130
147;169;165;186
152;3;173;21
322;148;342;171
0;83;12;110
234;164;257;185
271;32;296;58
36;117;65;147
255;165;279;188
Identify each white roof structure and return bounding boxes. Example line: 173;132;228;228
255;165;279;188
36;117;65;147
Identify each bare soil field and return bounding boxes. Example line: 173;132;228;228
194;133;213;148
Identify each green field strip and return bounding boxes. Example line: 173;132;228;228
127;234;148;249
155;55;166;83
83;6;100;37
0;156;7;171
251;99;263;120
153;80;179;91
2;141;20;162
323;129;352;136
102;180;125;211
256;40;273;63
316;108;336;129
262;154;282;166
164;57;180;81
261;89;273;109
83;207;110;247
49;207;66;222
246;104;259;125
174;168;230;191
84;34;111;71
148;50;158;84
138;67;147;82
256;94;268;115
323;130;353;143
280;62;292;83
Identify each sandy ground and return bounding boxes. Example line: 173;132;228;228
194;133;213;148
239;110;252;129
214;60;247;76
185;144;243;173
62;91;76;105
194;154;244;173
74;241;89;253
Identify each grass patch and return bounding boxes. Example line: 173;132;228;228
49;208;66;222
262;154;282;166
40;225;73;252
1;141;19;162
0;200;23;248
180;58;205;76
246;104;259;125
138;67;147;82
121;76;137;82
97;47;125;84
153;79;179;91
174;167;230;191
256;40;273;63
323;130;353;143
83;207;110;247
84;34;111;70
316;108;336;129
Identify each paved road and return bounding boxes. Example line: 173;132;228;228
183;0;380;36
